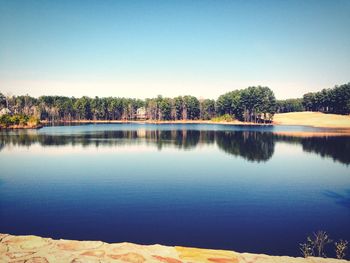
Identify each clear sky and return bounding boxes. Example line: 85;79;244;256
0;0;349;100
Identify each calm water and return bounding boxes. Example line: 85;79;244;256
0;124;349;257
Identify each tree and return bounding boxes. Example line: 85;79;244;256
174;96;184;120
159;97;172;120
238;86;276;122
183;95;200;120
276;98;304;113
0;92;6;109
74;96;92;120
200;99;216;120
302;83;350;114
216;90;241;117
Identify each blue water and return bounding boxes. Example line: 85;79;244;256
0;124;349;257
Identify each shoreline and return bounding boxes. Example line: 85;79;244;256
1;233;348;263
1;122;349;135
41;118;350;129
41;119;269;126
1;112;350;134
39;117;350;135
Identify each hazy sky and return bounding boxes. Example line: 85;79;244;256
0;0;349;100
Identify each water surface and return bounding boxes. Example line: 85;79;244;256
0;124;349;256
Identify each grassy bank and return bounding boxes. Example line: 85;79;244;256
273;112;350;128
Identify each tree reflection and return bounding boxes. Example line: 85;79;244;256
215;131;275;162
1;128;349;164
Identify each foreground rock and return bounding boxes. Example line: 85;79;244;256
0;234;348;263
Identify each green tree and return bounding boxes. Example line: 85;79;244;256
74;96;92;120
0;92;6;108
200;99;216;120
183;95;200;120
159;97;172;120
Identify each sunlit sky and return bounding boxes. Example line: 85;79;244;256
0;0;349;100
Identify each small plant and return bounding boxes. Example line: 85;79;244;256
211;114;234;122
312;231;332;257
300;236;314;258
300;231;332;258
28;115;40;126
335;240;348;259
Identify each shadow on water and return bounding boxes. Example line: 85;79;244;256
324;190;350;210
0;127;350;164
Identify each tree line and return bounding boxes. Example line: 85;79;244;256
0;83;349;123
0;86;277;123
276;83;350;114
302;83;350;114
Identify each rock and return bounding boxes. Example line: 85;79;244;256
4;236;50;250
175;246;239;263
56;240;104;251
0;233;9;241
7;252;35;259
25;257;49;263
107;252;146;263
70;257;102;263
1;233;349;263
152;255;183;263
80;250;105;258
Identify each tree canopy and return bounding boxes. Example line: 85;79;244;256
1;83;348;124
302;83;350;114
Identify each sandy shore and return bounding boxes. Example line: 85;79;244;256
1;233;348;263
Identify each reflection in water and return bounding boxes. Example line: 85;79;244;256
1;125;350;257
275;135;350;165
216;131;275;162
301;137;350;165
1;128;350;164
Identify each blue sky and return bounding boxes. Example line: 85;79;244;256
0;0;349;99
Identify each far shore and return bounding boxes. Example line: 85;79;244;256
38;111;350;131
3;112;349;134
40;112;350;128
41;119;263;125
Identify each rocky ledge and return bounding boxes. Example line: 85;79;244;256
0;234;348;263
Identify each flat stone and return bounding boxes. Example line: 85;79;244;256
6;252;35;259
0;243;8;254
80;250;105;258
24;257;49;263
4;236;50;250
70;257;102;263
207;258;239;263
56;240;104;251
0;233;9;241
152;255;183;263
108;252;146;263
175;246;239;263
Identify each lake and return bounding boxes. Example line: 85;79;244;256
0;124;349;257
